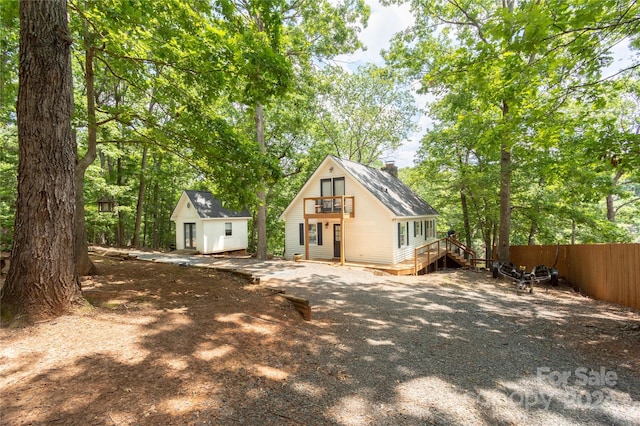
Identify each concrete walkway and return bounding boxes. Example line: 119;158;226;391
126;249;321;282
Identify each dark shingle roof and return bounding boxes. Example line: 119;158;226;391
331;156;438;217
184;190;250;219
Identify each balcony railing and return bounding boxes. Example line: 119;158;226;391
303;196;355;218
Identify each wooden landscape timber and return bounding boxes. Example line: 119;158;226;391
266;286;311;321
280;294;311;321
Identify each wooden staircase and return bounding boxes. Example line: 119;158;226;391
413;236;477;275
446;250;473;268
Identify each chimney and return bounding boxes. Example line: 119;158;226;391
381;161;398;178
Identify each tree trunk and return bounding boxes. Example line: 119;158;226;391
606;170;623;222
152;156;162;249
132;146;148;247
255;102;268;260
116;153;125;246
460;188;472;249
75;156;97;276
249;210;257;253
527;219;537;245
74;20;98;275
2;0;80;323
497;100;511;263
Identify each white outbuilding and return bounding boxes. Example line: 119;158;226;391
170;190;250;254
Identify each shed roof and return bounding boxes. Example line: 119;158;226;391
330;156;438;217
184;190;250;219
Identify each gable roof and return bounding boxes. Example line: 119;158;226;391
329;156;438;217
280;155;438;219
184;190;250;219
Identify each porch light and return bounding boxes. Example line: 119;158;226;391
97;196;115;213
325;222;329;229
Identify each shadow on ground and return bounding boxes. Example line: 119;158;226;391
1;259;639;425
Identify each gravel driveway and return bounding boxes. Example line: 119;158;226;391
132;252;640;425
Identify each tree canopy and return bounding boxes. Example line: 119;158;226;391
385;0;640;259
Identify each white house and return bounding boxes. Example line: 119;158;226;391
170;190;250;254
280;155;439;272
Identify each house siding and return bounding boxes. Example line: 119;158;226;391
173;196;201;250
341;184;394;264
283;161;395;264
392;216;439;264
202;219;248;254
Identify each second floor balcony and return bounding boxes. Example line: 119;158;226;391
303;196;355;219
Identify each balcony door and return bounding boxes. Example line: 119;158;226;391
321;177;345;212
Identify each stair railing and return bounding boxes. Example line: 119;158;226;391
445;236;477;267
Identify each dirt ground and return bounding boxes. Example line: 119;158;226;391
1;255;307;425
1;255;639;425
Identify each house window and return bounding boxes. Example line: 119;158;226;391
424;219;436;239
406;222;410;245
399;222;409;248
308;223;318;245
299;223;304;245
225;222;232;236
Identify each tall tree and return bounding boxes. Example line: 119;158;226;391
221;0;369;259
385;0;639;261
2;0;80;323
316;65;419;166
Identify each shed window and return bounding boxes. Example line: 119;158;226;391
225;222;232;236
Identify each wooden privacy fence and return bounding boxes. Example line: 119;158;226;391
510;244;640;310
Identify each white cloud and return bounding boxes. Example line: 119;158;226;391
334;0;414;69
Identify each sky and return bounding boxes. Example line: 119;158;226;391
334;1;422;168
334;1;637;169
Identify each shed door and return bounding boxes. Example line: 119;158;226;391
184;223;196;249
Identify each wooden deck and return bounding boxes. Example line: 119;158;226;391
306;247;450;276
304;237;476;276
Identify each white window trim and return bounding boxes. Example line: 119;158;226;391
308;222;318;245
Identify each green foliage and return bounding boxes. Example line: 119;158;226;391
0;0;18;124
0;2;19;251
385;0;640;254
0;126;17;250
314;64;419;165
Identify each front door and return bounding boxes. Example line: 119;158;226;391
333;224;341;258
184;223;196;249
